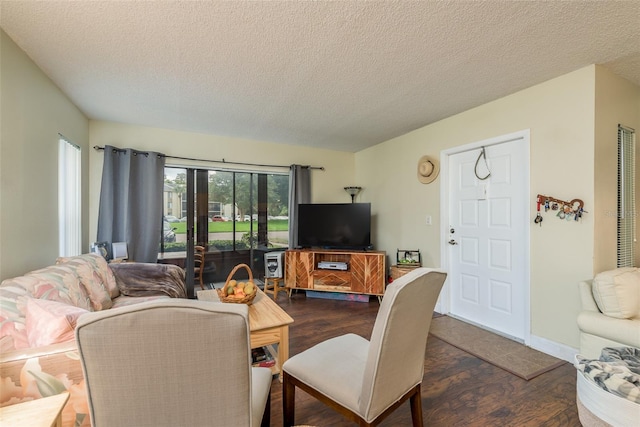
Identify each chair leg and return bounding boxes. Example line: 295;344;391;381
260;388;271;427
409;384;423;427
264;278;282;301
283;371;296;427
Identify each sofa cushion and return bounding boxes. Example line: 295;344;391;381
0;282;31;351
26;298;89;347
0;264;93;351
57;253;120;299
3;264;93;311
592;268;640;319
70;261;113;311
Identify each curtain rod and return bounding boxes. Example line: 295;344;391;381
93;146;324;171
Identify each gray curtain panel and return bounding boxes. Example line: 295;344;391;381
97;146;166;262
288;165;311;248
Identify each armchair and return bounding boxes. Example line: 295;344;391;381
577;267;640;359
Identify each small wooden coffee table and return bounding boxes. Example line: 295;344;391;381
0;392;69;427
197;288;294;379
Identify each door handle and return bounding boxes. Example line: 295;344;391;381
448;239;458;245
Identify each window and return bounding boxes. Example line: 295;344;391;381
58;136;81;257
161;167;289;253
617;125;636;267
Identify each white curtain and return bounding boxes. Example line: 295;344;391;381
288;165;311;248
97;146;166;262
58;138;81;257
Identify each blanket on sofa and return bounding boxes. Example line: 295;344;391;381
110;263;187;299
576;347;640;404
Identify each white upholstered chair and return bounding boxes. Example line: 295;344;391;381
76;299;271;427
577;268;640;359
282;268;447;427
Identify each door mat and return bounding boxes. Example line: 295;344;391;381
429;316;566;380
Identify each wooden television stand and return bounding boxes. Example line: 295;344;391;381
285;249;386;296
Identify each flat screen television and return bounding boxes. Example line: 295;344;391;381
297;203;372;250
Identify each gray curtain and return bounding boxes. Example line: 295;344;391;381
288;165;311;248
97;146;166;262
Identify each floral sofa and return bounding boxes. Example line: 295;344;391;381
0;253;186;427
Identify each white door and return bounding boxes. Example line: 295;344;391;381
447;135;528;341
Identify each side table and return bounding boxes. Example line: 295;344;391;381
0;392;69;427
197;289;294;380
390;265;420;280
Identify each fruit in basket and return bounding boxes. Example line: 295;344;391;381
219;264;256;303
222;279;256;300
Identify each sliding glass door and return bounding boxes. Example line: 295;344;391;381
160;166;289;297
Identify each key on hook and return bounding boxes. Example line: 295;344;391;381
534;213;543;226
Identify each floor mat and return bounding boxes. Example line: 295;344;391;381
429;315;566;380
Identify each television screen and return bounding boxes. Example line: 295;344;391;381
297;203;372;250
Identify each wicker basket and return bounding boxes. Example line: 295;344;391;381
216;263;257;305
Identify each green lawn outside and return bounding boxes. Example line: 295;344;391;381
171;219;289;234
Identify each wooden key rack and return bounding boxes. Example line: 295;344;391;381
536;194;585;212
535;194;587;225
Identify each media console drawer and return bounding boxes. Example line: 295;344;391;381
313;270;351;290
285;249;386;296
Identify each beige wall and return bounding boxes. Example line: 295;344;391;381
88;121;355;241
594;66;640;272
0;30;89;281
356;66;603;349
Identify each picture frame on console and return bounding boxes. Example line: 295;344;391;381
397;249;421;267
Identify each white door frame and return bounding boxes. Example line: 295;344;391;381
438;129;531;345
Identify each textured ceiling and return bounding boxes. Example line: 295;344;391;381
1;1;639;152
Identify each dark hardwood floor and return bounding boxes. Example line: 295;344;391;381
267;292;580;426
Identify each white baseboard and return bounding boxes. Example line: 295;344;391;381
529;334;578;363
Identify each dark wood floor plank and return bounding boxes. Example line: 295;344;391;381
267;294;579;426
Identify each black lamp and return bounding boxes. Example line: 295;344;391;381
344;186;362;203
